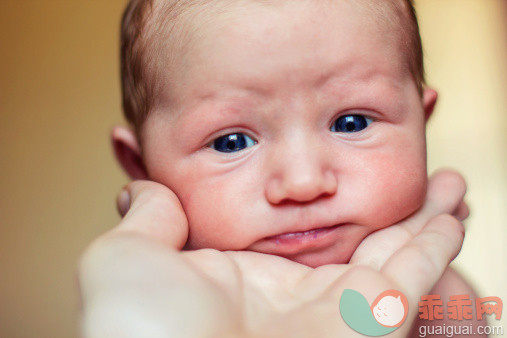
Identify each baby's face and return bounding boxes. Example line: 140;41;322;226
140;1;429;267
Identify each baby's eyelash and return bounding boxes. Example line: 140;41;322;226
206;114;372;154
209;133;257;153
330;114;373;133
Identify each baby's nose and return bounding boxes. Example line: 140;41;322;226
266;169;337;204
264;137;338;204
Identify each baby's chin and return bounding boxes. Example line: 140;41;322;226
242;222;374;268
278;242;359;268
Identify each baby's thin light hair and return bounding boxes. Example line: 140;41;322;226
356;0;424;91
120;0;425;132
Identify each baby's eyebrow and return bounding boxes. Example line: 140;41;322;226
162;84;262;121
193;81;274;104
188;88;269;116
170;91;259;126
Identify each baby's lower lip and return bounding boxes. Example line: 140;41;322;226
265;225;339;241
254;224;344;255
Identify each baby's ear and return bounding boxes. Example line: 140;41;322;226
423;88;438;122
111;126;148;180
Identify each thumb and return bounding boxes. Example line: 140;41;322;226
113;180;188;250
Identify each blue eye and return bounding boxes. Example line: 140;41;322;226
331;115;372;133
211;133;256;153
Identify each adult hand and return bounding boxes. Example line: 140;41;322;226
78;170;466;337
351;169;468;268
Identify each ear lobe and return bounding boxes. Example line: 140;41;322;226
111;126;148;180
423;88;438;121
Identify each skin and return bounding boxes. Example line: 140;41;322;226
95;1;487;336
79;172;468;337
130;1;435;268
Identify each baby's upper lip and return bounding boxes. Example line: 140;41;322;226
263;221;340;240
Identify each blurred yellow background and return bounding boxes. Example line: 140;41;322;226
0;0;505;337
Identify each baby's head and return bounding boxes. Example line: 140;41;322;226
114;0;438;267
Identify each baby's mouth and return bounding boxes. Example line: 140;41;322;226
264;224;340;241
246;223;361;266
249;223;346;257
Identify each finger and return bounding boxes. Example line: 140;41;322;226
350;170;466;268
111;180;189;250
116;187;131;217
381;214;465;302
349;225;410;269
453;201;469;222
426;169;466;211
403;169;466;235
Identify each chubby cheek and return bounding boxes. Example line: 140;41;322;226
352;150;428;231
167;169;261;250
183;189;245;249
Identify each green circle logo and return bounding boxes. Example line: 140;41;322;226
340;289;408;336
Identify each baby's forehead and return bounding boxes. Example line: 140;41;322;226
145;0;413;81
147;0;410;56
128;0;421;127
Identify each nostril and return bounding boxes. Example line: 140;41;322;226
273;190;334;206
265;164;338;204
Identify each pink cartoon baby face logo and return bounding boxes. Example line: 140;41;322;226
371;290;409;328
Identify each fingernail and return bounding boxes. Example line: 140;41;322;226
117;188;131;217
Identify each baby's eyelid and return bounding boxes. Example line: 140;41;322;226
330;113;373;133
208;131;257;145
333;111;375;122
208;131;258;153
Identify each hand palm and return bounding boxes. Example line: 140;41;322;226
80;170;466;337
